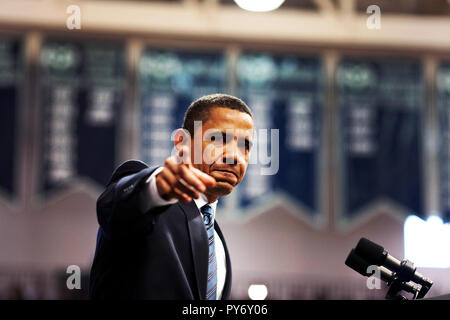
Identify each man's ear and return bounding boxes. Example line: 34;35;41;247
173;128;192;152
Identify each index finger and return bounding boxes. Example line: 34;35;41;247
191;167;216;187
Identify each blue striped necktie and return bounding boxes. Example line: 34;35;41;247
201;204;217;300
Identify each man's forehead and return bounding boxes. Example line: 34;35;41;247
191;106;254;138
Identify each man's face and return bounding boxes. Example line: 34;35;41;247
190;106;254;199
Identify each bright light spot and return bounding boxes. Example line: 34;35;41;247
248;284;268;300
404;215;450;268
428;215;443;226
233;0;286;12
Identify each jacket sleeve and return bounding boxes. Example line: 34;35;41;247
96;160;172;239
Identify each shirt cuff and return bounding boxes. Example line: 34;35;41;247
139;166;178;213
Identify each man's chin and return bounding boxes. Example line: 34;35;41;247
210;181;234;196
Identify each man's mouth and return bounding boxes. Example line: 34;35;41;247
212;169;239;180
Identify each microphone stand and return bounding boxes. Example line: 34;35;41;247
385;275;417;300
383;260;431;300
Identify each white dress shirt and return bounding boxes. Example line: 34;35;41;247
139;167;227;300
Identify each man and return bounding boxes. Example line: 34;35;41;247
89;93;254;299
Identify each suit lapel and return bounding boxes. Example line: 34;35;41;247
215;221;232;300
178;201;209;300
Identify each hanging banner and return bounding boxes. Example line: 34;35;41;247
438;62;450;222
0;36;22;201
237;53;322;215
38;40;125;197
338;58;424;220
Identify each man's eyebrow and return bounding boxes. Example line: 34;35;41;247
205;130;226;137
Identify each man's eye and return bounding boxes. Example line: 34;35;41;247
238;139;250;151
210;135;225;143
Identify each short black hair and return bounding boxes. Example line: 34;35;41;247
182;93;253;136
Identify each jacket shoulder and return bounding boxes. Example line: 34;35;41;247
108;159;150;185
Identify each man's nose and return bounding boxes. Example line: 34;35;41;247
222;140;244;165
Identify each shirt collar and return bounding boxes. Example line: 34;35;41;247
193;193;218;217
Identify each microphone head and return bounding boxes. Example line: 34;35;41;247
354;237;387;266
345;249;371;276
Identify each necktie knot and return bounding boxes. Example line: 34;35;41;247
201;204;214;226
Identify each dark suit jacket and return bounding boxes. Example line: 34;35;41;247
89;160;232;299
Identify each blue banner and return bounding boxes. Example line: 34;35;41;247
39;40;125;196
338;58;424;219
237;53;322;215
0;37;22;200
438;62;450;221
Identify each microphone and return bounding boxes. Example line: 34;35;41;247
345;249;421;295
354;238;433;289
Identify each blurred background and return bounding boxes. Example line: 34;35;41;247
0;0;450;300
